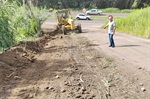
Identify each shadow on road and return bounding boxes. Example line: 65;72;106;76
100;13;107;16
81;29;89;33
117;45;140;47
86;44;100;47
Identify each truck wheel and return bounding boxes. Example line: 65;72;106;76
86;18;90;20
77;24;82;33
62;25;67;35
54;25;58;31
76;17;80;20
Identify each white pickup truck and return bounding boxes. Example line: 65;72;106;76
86;9;102;15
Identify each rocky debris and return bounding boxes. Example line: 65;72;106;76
64;81;69;86
84;91;90;94
75;95;82;98
75;68;78;70
81;87;86;92
45;86;55;91
77;83;81;86
76;87;81;92
28;57;36;62
45;43;48;46
141;87;146;92
60;36;63;39
55;75;60;79
80;87;87;94
50;87;54;89
139;83;144;86
20;51;36;63
88;94;96;99
47;87;55;92
28;94;34;98
138;67;142;69
32;51;37;54
45;87;49;89
85;94;96;99
2;86;5;91
61;88;66;93
22;53;27;57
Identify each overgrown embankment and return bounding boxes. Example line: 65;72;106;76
0;1;47;51
116;7;150;38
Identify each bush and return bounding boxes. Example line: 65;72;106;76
0;1;48;51
101;8;133;13
116;7;150;38
101;8;120;13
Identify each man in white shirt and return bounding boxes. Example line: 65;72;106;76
104;15;116;48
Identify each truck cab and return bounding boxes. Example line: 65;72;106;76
86;9;102;15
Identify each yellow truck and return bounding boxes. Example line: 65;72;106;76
55;10;82;35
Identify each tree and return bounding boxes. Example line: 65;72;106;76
15;0;150;9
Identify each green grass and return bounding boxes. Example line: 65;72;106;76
0;1;48;52
121;9;134;13
116;7;150;38
101;8;120;13
90;16;106;19
101;8;133;13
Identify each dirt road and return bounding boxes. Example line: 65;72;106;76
76;19;150;71
0;13;150;99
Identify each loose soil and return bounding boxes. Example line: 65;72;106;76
0;13;150;99
0;32;149;99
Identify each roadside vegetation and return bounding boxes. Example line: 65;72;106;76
36;0;150;10
116;7;150;38
0;1;48;52
101;8;133;13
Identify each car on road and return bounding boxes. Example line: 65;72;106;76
86;9;102;15
76;14;91;20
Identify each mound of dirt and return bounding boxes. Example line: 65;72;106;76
0;34;52;95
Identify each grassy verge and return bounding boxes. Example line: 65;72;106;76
116;7;150;38
91;16;106;19
101;8;134;13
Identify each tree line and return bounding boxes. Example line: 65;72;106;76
17;0;150;9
